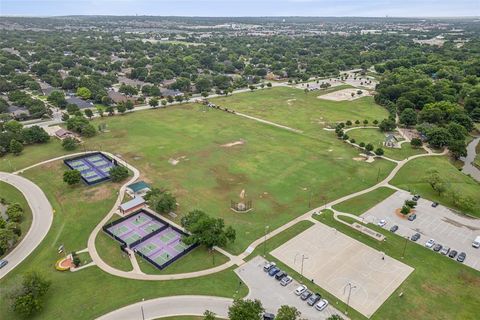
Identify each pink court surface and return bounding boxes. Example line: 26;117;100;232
271;223;414;318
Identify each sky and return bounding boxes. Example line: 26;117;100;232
0;0;479;17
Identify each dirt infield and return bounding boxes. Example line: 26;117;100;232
318;88;373;101
271;223;414;318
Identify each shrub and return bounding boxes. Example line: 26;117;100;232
400;206;411;215
109;166;129;182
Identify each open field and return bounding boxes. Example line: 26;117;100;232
0;161;248;320
314;211;480;320
347;128;426;160
332;186;396;216
390;157;480;216
211;87;389;135
0;181;33;258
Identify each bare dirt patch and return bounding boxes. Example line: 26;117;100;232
352;157;365;161
168;155;188;165
221;140;245;148
286;98;296;105
82;185;112;201
318;88;373;101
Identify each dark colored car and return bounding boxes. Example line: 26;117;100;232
300;290;312;301
263;313;275;320
412;195;420;201
275;271;287;280
433;244;443;252
410;233;421;241
307;293;322;306
390;225;399;233
0;259;8;269
268;267;280;276
457;252;466;263
448;250;458;259
431;202;439;208
408;213;417;221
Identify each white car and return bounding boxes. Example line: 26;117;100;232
315;299;329;311
294;285;307;296
425;239;435;248
263;261;276;272
280;276;293;286
377;219;387;227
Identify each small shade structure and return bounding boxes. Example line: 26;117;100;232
119;197;146;215
126;181;151;197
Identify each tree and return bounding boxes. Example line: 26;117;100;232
228;299;264;320
373;119;379;125
427;127;451;148
62;137;78;151
6;203;24;222
266;82;272;88
5;120;23;134
11;271;51;317
345;120;352;126
378;118;396;132
375;148;384;156
326;315;344;320
9;139;23;155
149;98;159;107
76;87;91;100
276;305;301;320
448;140;467;160
47;91;67;108
161;99;167;107
117;104;127;115
425;169;447;195
22;126;50;144
148;192;177;214
84;109;94;119
410;138;422;148
365;143;374;153
354;120;360;125
109;166;129;182
203;310;216;320
63;170;81;185
363;120;368;127
359;142;365;148
181;210;236;249
399;108;417;127
249;85;256;91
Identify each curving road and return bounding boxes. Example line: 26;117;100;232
96;295;231;320
0;172;53;279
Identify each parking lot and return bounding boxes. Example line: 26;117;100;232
361;190;480;271
235;256;343;320
270;223;413;318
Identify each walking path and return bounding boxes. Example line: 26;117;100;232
0;172;53;279
460;136;480;182
234;112;303;134
96;295;231;320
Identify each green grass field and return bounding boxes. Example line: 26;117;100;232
347;128;426;160
211;86;388;136
390;156;480;216
314;211;480;320
0;181;33;258
332;186;396;215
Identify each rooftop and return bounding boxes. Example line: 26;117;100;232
119;197;145;211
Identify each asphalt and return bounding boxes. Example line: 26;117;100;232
0;172;53;279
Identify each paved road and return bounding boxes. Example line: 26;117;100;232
460;137;480;182
0;172;53;279
96;295;232;320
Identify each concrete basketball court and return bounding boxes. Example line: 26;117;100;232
271;223;414;318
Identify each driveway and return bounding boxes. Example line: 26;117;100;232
361;190;480;271
96;295;231;320
0;172;53;279
235;256;344;320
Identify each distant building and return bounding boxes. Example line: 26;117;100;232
66;95;93;109
119;197;146;215
160;88;183;97
54;128;76;140
126;181;151;197
384;134;399;148
39;82;54;96
108;90;136;104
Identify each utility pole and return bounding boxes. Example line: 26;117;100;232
344;282;357;315
402;236;408;258
263;225;269;257
300;254;308;280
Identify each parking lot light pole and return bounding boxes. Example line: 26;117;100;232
344;282;357;315
402;236;408;258
141;298;145;320
263;225;269;257
300;254;308;280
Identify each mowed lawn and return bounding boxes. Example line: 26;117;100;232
211;86;389;136
0;181;33;258
0;161;248;320
347;128;426;160
390;156;480;216
332;186;396;215
83;104;395;253
315;211;480;320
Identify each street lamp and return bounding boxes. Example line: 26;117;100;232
402;236;408;258
294;253;309;281
141;298;145;320
343;282;357;315
263;225;269;257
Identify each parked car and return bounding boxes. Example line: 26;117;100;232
294;285;307;296
411;233;421;241
263;313;275;320
377;219;387;227
440;246;450;255
412;195;420;201
408;213;417;221
0;259;8;269
275;271;287;281
425;239;435;248
300;290;312;301
315;299;329;311
280;276;293;286
457;252;466;262
472;235;480;248
268;267;280;277
433;244;443;252
390;225;399;233
431;202;439;208
264;261;276;272
448;250;458;259
307;293;322;306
